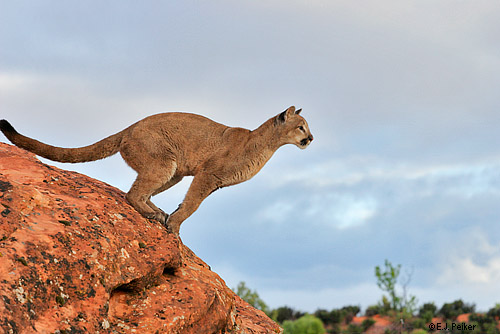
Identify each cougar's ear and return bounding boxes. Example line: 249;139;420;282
277;110;287;124
295;108;302;115
276;106;296;125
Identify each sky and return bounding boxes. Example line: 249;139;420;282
1;0;500;313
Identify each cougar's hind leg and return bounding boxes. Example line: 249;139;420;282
126;161;177;223
146;175;184;220
165;174;217;236
127;176;167;223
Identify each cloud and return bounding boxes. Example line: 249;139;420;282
303;193;378;230
269;155;500;199
437;229;500;285
448;257;500;284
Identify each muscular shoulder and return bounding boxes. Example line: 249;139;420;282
222;127;250;142
143;112;216;124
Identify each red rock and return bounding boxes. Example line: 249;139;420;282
0;143;282;334
371;314;393;327
456;313;470;323
350;314;395;334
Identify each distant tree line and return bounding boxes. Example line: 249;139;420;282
234;260;500;334
241;298;499;334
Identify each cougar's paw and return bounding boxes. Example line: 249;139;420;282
163;222;174;234
158;211;169;224
163;217;180;237
145;211;168;224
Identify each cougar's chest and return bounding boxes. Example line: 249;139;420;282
219;151;272;187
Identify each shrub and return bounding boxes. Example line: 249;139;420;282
412;330;427;334
487;304;500;318
439;299;475;320
361;318;376;331
469;313;500;334
418;302;437;319
343;324;362;334
365;304;382;316
282;314;325;334
272;306;304;324
341;305;360;324
410;317;426;330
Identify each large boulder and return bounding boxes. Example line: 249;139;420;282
0;143;281;334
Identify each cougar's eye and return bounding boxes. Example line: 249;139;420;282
298;126;305;132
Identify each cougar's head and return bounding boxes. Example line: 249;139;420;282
275;106;314;149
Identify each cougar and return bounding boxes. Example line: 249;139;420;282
1;106;313;235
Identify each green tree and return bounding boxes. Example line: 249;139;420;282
233;281;269;314
283;314;326;334
487;303;500;318
375;260;401;310
328;309;344;324
374;259;417;315
313;309;331;326
272;306;304;324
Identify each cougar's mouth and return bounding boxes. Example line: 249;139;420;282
300;135;314;148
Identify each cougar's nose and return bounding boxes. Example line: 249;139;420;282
309;134;314;142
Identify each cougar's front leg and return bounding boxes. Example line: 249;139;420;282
165;175;217;236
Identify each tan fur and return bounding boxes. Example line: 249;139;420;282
0;106;313;235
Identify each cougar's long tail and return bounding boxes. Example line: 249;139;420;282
0;119;124;163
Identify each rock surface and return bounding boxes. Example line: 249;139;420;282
0;143;281;334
